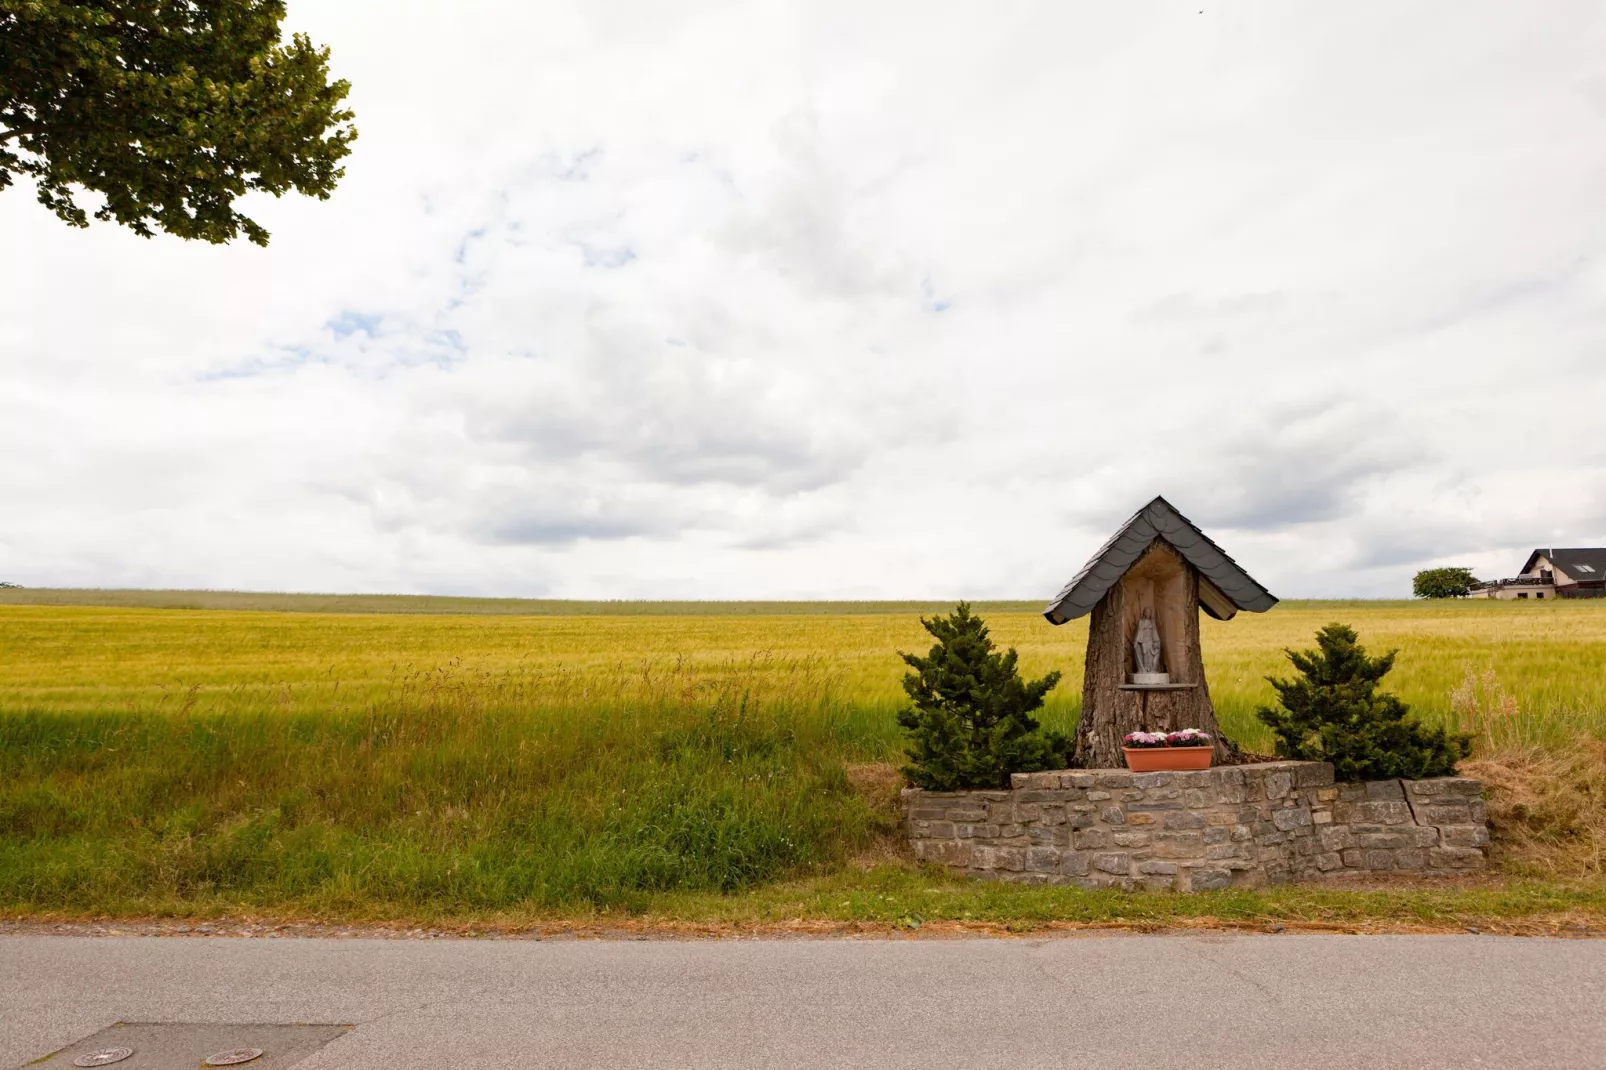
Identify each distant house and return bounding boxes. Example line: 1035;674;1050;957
1469;548;1606;600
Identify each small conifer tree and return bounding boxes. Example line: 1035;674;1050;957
897;603;1069;790
1256;623;1472;781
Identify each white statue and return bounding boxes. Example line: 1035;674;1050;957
1130;610;1168;685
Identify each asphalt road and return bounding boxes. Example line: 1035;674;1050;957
3;933;1603;1069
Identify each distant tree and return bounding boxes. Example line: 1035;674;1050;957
1256;623;1472;782
897;603;1070;790
1;0;356;245
1412;567;1478;599
0;581;19;589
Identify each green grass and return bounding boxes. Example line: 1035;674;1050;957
1;597;1604;924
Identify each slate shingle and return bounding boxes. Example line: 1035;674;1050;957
1043;496;1278;624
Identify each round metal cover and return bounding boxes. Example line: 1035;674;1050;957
73;1050;134;1067
202;1050;264;1067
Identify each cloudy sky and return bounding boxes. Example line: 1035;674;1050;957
4;2;1605;599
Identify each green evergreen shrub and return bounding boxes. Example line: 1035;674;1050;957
897;603;1069;790
1257;623;1473;781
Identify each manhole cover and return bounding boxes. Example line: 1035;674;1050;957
203;1050;264;1066
73;1051;134;1068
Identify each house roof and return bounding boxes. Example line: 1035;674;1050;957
1043;496;1279;624
1521;548;1606;583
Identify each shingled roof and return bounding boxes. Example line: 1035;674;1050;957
1519;548;1606;584
1043;496;1278;624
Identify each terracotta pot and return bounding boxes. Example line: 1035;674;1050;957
1122;746;1213;772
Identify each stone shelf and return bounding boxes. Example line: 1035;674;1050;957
1117;682;1198;691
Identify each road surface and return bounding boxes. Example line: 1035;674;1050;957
3;933;1603;1068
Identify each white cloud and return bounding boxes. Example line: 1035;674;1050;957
3;1;1606;598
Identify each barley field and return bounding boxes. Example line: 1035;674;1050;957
1;594;1603;920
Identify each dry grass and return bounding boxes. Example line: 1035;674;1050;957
1454;670;1606;879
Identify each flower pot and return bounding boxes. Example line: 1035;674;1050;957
1122;746;1213;772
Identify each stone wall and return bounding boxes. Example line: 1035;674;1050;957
902;761;1488;892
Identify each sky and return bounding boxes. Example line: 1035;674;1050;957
4;1;1606;600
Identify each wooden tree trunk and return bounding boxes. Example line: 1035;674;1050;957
1072;542;1228;768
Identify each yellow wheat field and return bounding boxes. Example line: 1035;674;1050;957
2;597;1602;750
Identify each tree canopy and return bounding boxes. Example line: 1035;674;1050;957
1412;567;1479;599
1;0;356;245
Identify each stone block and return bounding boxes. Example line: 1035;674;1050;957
1026;846;1060;872
1315;851;1343;872
1139;860;1178;875
1086;791;1112;802
1038;804;1066;826
1131;772;1174;790
1026;825;1067;847
1312;810;1333;825
995;846;1027;871
1319;826;1355;852
1265;772;1293;800
1393;848;1427;871
996;823;1023;839
948;808;988;823
1272;807;1313;831
1440;825;1491;848
1060;851;1091;877
1096;773;1135;789
954;823;996;839
1066;811;1096;829
1151;831;1206;859
1364;779;1405;801
1468;799;1488;825
1100;805;1127;825
1428;847;1487;870
1187;867;1232;891
1231;825;1253;842
1358;830;1414;849
1316;787;1339;802
1165;811;1208;830
922;821;956;839
1067;772;1097;789
1112;831;1151;848
1203;827;1230;845
917;839;972;866
1093;852;1131;875
1141;876;1177;892
1363;849;1395;871
1073;828;1110;850
1417;803;1474;826
1293;763;1335;788
1403;778;1450;797
1337;782;1367;802
1126;812;1156;825
1341;847;1362;867
1349;800;1413;826
1205;843;1242;861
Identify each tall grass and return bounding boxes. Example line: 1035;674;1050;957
0;656;891;915
2;599;1604;914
